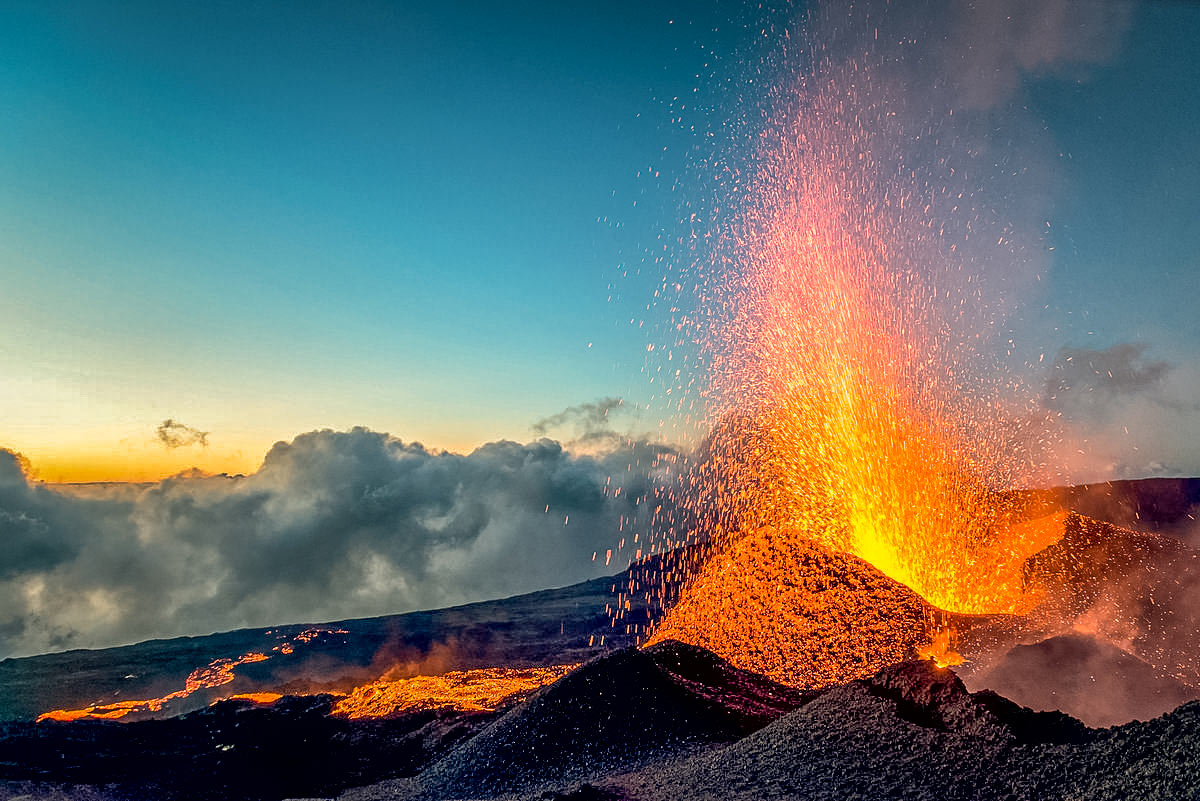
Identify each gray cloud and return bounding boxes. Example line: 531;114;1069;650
1045;345;1200;481
156;419;210;449
531;397;629;448
1046;343;1171;417
0;428;683;659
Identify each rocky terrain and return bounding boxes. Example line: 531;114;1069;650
7;642;1200;801
339;653;1200;801
4;477;1200;800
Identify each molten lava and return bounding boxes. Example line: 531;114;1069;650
648;527;943;687
37;652;269;723
331;665;576;719
917;627;965;669
37;627;348;723
229;692;284;705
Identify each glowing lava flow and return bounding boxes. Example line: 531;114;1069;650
330;664;576;719
37;627;348;723
645;23;1061;686
37;652;269;722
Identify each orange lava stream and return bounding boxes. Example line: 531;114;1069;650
37;652;269;723
330;665;576;719
37;627;349;723
916;627;964;669
229;692;284;705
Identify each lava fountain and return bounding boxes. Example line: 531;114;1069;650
647;17;1060;685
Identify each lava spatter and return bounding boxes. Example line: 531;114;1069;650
642;16;1061;686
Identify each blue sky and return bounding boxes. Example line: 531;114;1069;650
1;0;1197;481
1032;3;1200;356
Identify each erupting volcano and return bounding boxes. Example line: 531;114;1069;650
4;2;1199;800
637;26;1079;690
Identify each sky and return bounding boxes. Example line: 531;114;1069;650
1;0;1199;657
1;0;1198;483
0;0;738;481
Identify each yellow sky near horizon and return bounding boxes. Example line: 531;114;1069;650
13;440;263;484
5;426;503;484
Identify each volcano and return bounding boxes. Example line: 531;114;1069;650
3;478;1200;800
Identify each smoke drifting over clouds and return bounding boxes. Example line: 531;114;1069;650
531;397;628;449
156;419;210;449
0;428;682;659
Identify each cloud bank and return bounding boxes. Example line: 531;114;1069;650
0;428;681;659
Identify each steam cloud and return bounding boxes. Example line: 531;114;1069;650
0;427;681;659
156;419;210;449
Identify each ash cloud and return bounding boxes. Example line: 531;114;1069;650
156;419;210;449
0;427;682;659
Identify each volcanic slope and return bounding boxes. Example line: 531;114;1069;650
338;655;1200;801
0;570;651;723
597;660;1200;801
341;640;812;800
646;526;973;688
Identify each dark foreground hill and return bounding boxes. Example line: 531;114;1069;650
343;655;1200;801
6;643;1200;801
392;640;812;799
1;694;493;801
608;658;1200;801
0;641;807;801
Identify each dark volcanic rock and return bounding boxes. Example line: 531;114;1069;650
360;641;811;799
0;694;496;801
610;660;1199;801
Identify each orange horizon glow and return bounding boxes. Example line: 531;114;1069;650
26;451;262;485
7;427;512;485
